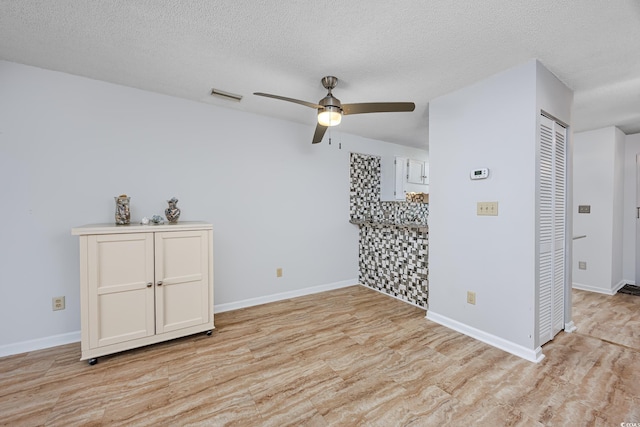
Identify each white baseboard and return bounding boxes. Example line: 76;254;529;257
613;280;627;293
0;331;80;358
425;311;544;363
213;278;358;313
572;280;627;296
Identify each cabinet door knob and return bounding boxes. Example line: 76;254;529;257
146;282;152;288
157;281;163;286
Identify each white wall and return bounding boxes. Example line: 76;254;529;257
622;133;640;283
428;60;572;361
0;60;427;355
612;129;625;287
572;127;626;294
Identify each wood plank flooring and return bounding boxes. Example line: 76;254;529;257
1;286;639;426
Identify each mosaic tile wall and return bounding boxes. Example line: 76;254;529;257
349;152;380;221
349;152;429;308
359;224;429;307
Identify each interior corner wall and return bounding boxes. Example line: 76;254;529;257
573;127;625;294
0;60;428;354
612;128;625;287
622;132;640;283
534;60;574;126
428;60;539;356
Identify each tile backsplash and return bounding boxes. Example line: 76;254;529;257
371;201;429;225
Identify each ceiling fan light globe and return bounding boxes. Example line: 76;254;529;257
317;109;342;127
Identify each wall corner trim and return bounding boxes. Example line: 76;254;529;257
0;331;81;358
564;321;577;333
612;280;628;294
425;311;544;363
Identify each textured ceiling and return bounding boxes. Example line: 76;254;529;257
1;1;639;148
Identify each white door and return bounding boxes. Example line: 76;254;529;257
538;114;567;346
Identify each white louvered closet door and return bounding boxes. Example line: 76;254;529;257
538;114;567;346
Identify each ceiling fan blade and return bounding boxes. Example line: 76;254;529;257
342;102;415;115
312;123;328;144
253;92;322;109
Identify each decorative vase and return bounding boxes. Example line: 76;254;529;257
115;195;131;225
165;197;181;223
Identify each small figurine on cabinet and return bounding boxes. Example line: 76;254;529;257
150;215;164;224
165;197;181;223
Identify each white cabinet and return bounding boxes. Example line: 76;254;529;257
72;222;214;364
394;157;429;200
407;158;428;184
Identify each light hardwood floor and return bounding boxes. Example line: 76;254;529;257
1;286;638;426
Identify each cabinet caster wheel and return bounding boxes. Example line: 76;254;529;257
88;358;98;366
206;330;212;336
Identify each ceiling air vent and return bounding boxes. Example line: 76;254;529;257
210;88;243;102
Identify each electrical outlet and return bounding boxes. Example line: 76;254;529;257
276;268;283;278
52;296;65;311
578;261;587;270
477;201;498;216
467;291;476;305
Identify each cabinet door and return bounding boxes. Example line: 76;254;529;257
87;233;155;348
395;156;407;200
407;159;426;184
155;230;210;334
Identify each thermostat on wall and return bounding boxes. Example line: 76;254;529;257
470;168;489;180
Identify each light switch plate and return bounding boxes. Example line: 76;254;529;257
578;205;591;214
477;201;498;216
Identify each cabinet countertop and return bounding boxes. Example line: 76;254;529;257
72;221;213;236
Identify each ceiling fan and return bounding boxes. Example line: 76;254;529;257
254;76;415;144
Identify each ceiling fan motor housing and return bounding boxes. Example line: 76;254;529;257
319;94;342;112
319;76;342;115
